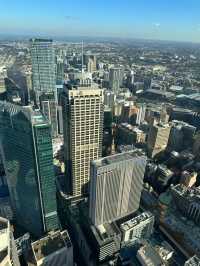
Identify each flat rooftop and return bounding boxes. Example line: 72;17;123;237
32;230;71;261
91;222;121;245
120;211;154;232
93;149;146;168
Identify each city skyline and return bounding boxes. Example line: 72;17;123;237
1;0;200;43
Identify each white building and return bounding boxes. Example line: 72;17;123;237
0;217;20;266
89;150;147;226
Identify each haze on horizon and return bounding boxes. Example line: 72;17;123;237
1;0;200;43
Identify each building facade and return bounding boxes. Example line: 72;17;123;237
89;150;147;226
109;67;124;93
147;123;171;157
62;85;104;197
0;101;58;237
30;38;56;101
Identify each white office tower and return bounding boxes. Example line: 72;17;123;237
0;217;20;266
31;230;73;266
30;38;56;102
89;150;147;226
62;84;104;197
136;104;146;125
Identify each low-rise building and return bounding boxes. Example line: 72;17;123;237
120;211;154;245
29;230;73;266
0;217;20;266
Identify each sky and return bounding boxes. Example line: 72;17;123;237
1;0;200;42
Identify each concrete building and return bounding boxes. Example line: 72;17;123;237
89;150;147;226
83;54;97;73
103;89;115;108
171;184;200;225
136;242;173;266
116;123;146;146
120;211;154;245
184;255;200;266
62;84;104;197
136;104;146;125
147;123;171;157
30;230;73;266
168;120;196;152
30;38;56;102
0;101;58;237
180;171;197;188
109;67;124;93
120;102;138;124
0;217;20;266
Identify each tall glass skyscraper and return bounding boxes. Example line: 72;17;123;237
62;84;104;197
0;101;58;237
30;38;56;97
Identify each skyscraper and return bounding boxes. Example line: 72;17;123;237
56;56;64;85
0;101;58;237
62;84;104;197
89;150;147;226
109;67;124;93
30;38;56;102
83;54;97;73
147;123;171;157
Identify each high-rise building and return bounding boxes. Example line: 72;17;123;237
103;89;115;108
109;67;124;93
0;217;20;266
30;38;56;102
39;92;58;138
89;150;147;226
62;84;104;197
0;101;58;237
30;230;73;266
56;57;64;85
83;54;97;73
147;123;171;157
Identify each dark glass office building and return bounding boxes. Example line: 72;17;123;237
0;101;58;237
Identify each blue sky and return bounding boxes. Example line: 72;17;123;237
1;0;200;42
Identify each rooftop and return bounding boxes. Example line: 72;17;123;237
185;255;200;265
91;222;121;245
93;149;146;167
32;230;72;262
120;211;154;232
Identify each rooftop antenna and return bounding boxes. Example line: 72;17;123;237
81;40;84;74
